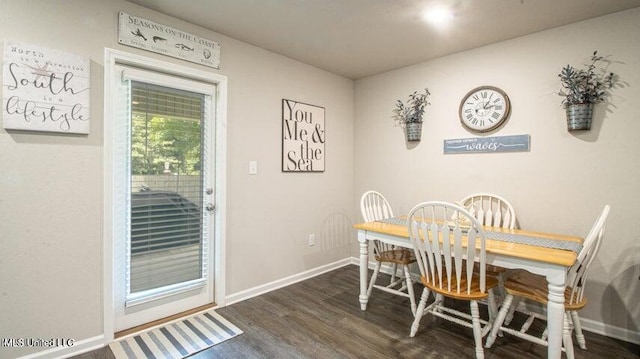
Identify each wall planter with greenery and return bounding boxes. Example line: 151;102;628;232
558;51;617;131
392;88;430;141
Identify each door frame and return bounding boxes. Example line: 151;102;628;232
103;48;227;344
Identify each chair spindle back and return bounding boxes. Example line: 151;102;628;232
460;193;517;229
360;191;395;256
408;201;488;294
360;190;394;222
566;205;610;305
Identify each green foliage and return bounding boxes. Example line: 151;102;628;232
131;114;201;175
558;51;617;106
392;88;431;126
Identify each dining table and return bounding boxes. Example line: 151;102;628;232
354;217;584;359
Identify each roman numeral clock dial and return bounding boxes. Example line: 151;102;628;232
459;86;511;132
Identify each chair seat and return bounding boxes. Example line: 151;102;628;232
485;205;610;359
486;264;506;275
421;273;499;300
504;270;587;310
471;261;506;276
375;249;416;265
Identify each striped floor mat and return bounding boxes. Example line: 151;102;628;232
109;310;243;359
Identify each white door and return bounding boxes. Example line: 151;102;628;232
112;64;216;331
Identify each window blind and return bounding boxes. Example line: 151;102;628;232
131;82;203;121
124;79;211;306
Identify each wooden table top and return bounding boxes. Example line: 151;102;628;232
354;220;583;267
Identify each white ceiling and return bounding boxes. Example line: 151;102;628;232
126;0;640;79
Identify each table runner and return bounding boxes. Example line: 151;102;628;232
376;217;583;254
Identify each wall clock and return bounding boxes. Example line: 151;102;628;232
459;86;511;132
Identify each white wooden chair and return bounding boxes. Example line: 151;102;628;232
485;205;611;359
460;193;518;308
460;193;517;229
360;191;417;315
408;201;498;359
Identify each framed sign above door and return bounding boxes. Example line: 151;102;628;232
118;12;221;69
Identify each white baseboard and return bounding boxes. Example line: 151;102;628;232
17;259;350;359
512;300;639;345
15;335;104;359
579;317;640;345
224;257;353;305
19;258;637;359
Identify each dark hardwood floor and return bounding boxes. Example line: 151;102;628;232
74;265;639;359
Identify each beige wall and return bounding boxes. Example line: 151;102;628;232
0;0;354;357
354;8;639;340
1;0;638;357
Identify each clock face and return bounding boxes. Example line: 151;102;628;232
459;86;510;132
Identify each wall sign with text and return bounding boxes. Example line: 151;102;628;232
444;134;530;154
2;41;90;134
118;12;221;69
282;99;325;172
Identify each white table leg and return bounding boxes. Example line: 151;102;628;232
358;230;369;310
546;268;567;359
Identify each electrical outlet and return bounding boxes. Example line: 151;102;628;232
308;234;315;246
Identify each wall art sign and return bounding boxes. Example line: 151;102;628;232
2;41;90;134
282;99;325;172
118;12;221;69
443;134;530;154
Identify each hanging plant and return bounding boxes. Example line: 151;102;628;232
558;51;616;105
558;51;617;131
392;88;430;141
